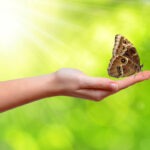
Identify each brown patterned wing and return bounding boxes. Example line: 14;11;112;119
108;34;143;78
108;55;141;78
123;46;141;66
113;34;133;56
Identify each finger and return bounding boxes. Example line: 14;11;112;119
74;89;113;101
117;71;150;90
80;76;118;91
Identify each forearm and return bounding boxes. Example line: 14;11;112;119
0;73;58;112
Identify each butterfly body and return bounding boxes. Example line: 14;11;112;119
108;34;143;78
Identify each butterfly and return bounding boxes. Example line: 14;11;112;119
108;34;143;78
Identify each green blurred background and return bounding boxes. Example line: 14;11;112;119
0;0;150;150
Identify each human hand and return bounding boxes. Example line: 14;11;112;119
1;68;149;112
53;68;150;101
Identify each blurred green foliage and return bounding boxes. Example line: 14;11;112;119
0;0;150;150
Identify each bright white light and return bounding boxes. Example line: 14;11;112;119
0;0;22;46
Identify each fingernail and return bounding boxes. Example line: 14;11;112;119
110;83;118;90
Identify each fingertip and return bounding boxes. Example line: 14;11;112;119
140;71;150;80
110;83;118;91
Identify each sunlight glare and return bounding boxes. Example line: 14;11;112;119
0;0;22;46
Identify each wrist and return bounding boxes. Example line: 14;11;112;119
45;72;63;97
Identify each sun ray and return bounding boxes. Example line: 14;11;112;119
19;26;67;67
20;26;51;53
0;0;89;50
18;20;74;68
0;0;24;47
15;3;82;31
21;19;66;46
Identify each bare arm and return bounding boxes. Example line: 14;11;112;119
0;68;149;112
0;74;57;112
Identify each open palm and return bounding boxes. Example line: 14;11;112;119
54;68;150;101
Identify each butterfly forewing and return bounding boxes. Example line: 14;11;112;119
113;34;133;56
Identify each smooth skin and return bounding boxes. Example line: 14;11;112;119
0;68;150;113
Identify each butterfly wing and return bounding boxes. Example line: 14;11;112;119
113;34;133;56
108;34;142;78
123;46;141;66
108;55;141;78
